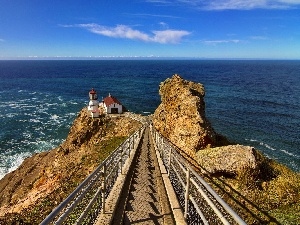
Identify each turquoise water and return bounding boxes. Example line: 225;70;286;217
0;60;299;179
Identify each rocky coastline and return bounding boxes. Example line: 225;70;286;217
0;74;299;224
0;110;142;224
153;74;300;224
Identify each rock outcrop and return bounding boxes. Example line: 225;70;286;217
153;74;219;156
153;74;260;177
195;145;258;176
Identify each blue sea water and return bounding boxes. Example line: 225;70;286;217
0;60;299;179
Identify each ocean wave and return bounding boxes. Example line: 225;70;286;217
22;132;32;139
280;149;300;158
50;114;59;120
246;138;299;158
29;118;41;123
260;143;276;151
6;113;18;118
0;137;63;180
0;151;31;180
67;112;77;116
45;102;59;107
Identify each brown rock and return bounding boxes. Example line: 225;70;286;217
153;74;217;156
153;75;261;177
195;145;257;177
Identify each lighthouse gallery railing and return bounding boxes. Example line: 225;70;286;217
151;126;246;225
40;126;145;225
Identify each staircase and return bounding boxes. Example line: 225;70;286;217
40;124;246;225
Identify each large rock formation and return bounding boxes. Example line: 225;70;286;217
153;75;260;177
153;74;218;156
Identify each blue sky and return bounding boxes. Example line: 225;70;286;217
1;0;300;59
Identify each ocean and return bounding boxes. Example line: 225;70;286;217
0;60;299;179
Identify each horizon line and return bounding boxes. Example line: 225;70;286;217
1;56;300;61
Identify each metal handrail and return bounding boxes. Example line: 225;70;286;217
40;126;145;225
151;126;246;225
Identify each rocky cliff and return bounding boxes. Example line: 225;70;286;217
152;75;269;176
153;74;219;156
153;75;300;224
0;109;142;224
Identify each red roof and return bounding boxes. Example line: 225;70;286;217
89;88;96;94
103;95;121;106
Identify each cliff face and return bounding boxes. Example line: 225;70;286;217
153;74;218;156
0;109;142;222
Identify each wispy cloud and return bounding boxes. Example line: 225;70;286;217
0;39;4;42
147;0;300;10
250;35;268;40
202;39;241;45
159;22;169;29
63;23;190;44
125;13;181;19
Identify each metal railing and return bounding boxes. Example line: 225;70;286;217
151;126;246;225
41;126;145;225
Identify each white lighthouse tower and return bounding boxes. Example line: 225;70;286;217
87;88;100;118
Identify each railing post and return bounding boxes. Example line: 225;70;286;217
161;136;164;160
125;140;131;157
119;149;123;175
101;165;106;213
132;134;134;150
184;167;190;219
168;146;172;175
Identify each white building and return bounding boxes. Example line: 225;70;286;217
87;88;100;118
100;93;124;114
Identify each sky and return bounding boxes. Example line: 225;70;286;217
0;0;300;59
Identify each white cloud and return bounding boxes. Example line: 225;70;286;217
159;22;169;29
68;23;190;44
250;36;268;40
152;30;190;43
79;24;150;41
203;39;241;45
204;0;269;10
147;0;300;10
126;13;181;19
0;39;4;42
277;0;300;4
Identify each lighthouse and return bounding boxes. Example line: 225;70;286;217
87;88;100;118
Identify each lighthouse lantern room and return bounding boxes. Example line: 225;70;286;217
87;88;100;118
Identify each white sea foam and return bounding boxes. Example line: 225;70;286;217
45;102;59;107
6;113;18;118
23;131;32;139
0;151;31;180
247;138;258;142
246;138;299;158
280;149;299;158
50;114;59;120
29;118;40;123
262;143;276;151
